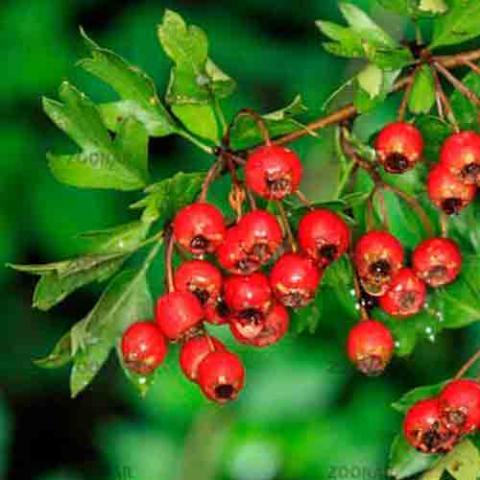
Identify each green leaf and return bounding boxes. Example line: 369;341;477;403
354;68;400;113
431;0;480;49
378;0;447;18
131;171;205;224
409;66;436;114
388;434;438;479
316;4;413;69
79;221;150;253
79;28;176;137
34;331;73;369
229;95;308;150
44;82;149;191
158;10;235;142
418;0;448;14
421;440;480;479
70;268;152;398
9;253;127;311
392;382;446;413
451;71;480;132
357;64;383;98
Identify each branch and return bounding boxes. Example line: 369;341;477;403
270;48;480;147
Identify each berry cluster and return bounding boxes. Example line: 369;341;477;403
376;122;479;215
404;379;480;454
121;143;354;403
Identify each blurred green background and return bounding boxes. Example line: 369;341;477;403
1;1;479;479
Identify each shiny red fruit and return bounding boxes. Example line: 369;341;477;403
121;321;168;375
217;211;283;274
439;379;480;435
174;260;222;306
172;202;226;255
270;253;321;307
440;131;480;185
245;144;303;200
155;291;204;341
412;238;462;287
297;209;350;267
224;272;272;315
346;320;394;376
404;398;457;454
230;302;289;348
354;231;404;296
204;297;231;325
179;334;225;381
375;122;424;174
427;163;476;215
197;350;246;403
379;268;427;317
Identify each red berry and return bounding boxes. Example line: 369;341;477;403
375;122;424;173
404;398;457;454
440;131;480;185
155;291;204;341
121;321;168;375
439;379;480;435
346;320;394;376
270;253;321;307
197;350;246;403
427;163;476;215
245;144;303;200
297;209;350;267
230;302;289;347
204;297;231;325
379;268;427;317
218;211;283;274
224;272;272;315
179;334;225;381
354;231;404;296
172;202;226;255
412;238;462;287
174;260;222;306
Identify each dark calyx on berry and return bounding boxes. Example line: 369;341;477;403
384;153;410;173
357;355;387;377
215;384;235;400
265;175;291;197
280;290;310;308
441;198;463;215
190;235;209;251
192;288;210;305
369;259;391;279
418;424;452;454
462;162;480;182
427;265;448;283
239;308;264;324
319;244;338;264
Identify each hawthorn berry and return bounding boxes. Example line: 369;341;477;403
172;202;226;255
412;238;462;288
346;320;394;376
155;291;204;341
179;334;225;381
270;253;321;307
245;144;303;200
439;379;480;435
197;350;246;403
379;268;427;317
121;321;168;375
230;302;289;347
375;122;424;173
224;272;272;338
354;231;404;296
440;131;480;185
427;163;476;215
297;209;350;267
217;211;283;274
404;398;456;454
174;260;222;306
204;297;231;325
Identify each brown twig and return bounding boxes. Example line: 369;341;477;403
398;67;420;121
431;66;460;132
296;190;314;209
198;156;225;203
276;201;297;252
462;58;480;76
455;348;480;380
164;226;175;293
434;61;480;108
351;258;369;321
